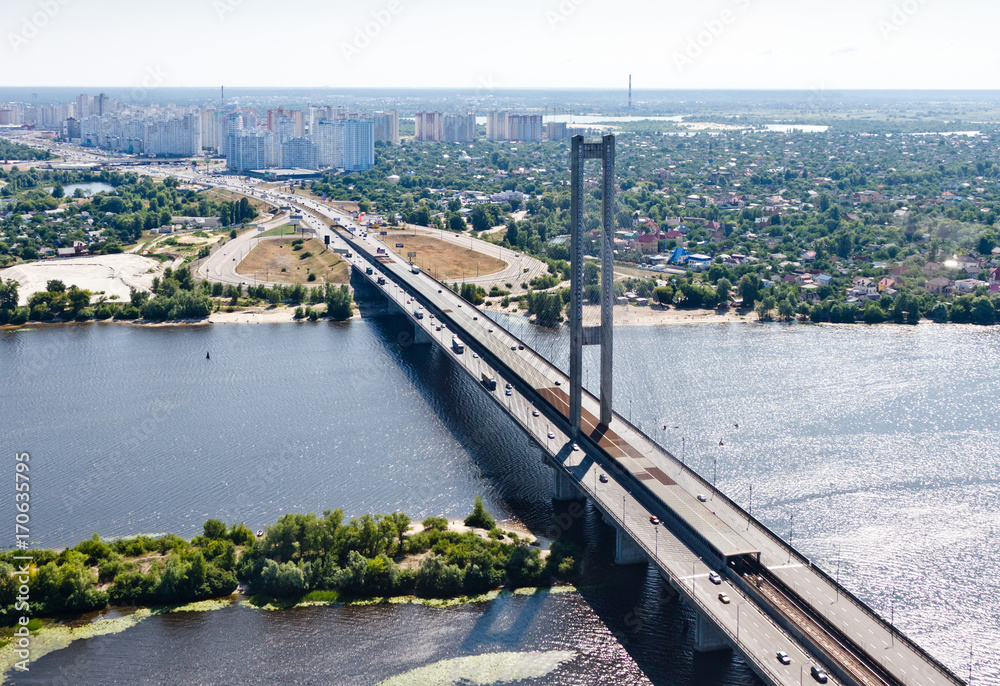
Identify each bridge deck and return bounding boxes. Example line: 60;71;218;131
293;201;963;686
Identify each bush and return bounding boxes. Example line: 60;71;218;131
75;307;94;322
203;519;228;540
415;554;465;597
464;496;495;530
506;546;550;588
422;516;449;532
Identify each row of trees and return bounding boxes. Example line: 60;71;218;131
0;523;254;622
237;502;577;600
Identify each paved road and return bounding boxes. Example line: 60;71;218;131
338;223;962;686
343;234;849;686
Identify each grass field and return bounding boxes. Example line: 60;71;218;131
383;232;506;281
204;187;269;214
259;223;304;238
236;238;349;285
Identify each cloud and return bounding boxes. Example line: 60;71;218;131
830;46;860;56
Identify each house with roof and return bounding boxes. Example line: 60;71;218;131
631;232;664;254
878;277;898;292
668;246;690;265
990;267;1000;295
925;277;952;295
923;261;944;276
953;279;987;294
687;254;713;271
955;254;981;275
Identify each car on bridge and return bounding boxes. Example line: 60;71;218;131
709;572;722;585
649;515;660;525
599;474;608;483
776;651;791;665
718;592;731;604
810;666;828;683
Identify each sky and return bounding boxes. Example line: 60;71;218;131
3;0;999;91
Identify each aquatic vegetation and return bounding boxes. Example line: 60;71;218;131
375;650;577;686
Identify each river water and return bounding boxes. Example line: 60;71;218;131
1;313;997;685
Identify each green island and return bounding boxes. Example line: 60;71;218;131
0;498;576;632
0;268;353;325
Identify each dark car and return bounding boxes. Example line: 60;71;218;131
810;666;828;684
599;474;609;483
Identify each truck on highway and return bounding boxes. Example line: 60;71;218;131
376;276;386;285
451;337;465;354
365;267;373;275
481;373;496;391
410;264;420;274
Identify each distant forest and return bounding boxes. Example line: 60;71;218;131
0;139;52;161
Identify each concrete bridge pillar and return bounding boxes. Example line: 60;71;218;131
693;612;730;652
412;325;431;345
614;527;646;566
552;469;583;501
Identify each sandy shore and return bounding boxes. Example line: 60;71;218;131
208;307;299;324
0;254;163;306
480;303;753;327
597;304;753;326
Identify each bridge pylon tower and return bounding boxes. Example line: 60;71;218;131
569;134;615;437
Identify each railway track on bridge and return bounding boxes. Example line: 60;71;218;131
752;569;898;686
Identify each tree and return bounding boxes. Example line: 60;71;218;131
326;284;353;320
738;274;761;307
715;278;732;305
464;496;495;530
777;298;795;321
203;519;228;540
0;278;19;313
46;279;66;293
449;215;465;233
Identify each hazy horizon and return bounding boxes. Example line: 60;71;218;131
5;0;999;92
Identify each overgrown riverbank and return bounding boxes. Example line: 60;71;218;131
0;499;576;628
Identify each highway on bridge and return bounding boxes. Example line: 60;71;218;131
56;153;963;686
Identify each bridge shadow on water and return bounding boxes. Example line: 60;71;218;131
358;305;760;686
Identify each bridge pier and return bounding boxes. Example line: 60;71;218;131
413;325;431;345
551;469;584;501
693;612;731;653
614;526;647;566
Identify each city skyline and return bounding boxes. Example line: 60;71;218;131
4;0;1000;91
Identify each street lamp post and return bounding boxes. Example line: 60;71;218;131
737;601;747;643
835;545;841;601
788;513;794;563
